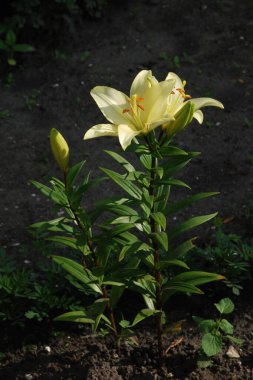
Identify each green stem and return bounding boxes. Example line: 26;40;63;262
63;170;118;343
149;155;164;362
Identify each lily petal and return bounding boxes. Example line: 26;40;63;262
147;115;175;132
130;70;156;97
193;110;204;124
165;72;183;89
90;86;134;126
118;124;141;150
84;124;118;140
144;79;176;124
189;97;224;111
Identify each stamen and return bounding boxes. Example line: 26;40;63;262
123;109;130;113
137;97;144;102
137;104;145;111
176;87;191;99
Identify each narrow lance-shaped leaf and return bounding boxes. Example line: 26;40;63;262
167;192;219;215
151;212;167;230
162;271;225;303
51;255;102;294
100;167;142;199
151;231;168;251
66;160;86;188
156;178;191;189
31;180;67;205
54;310;94;324
104;150;135;172
169;239;196;258
131;309;160;327
169;213;218;240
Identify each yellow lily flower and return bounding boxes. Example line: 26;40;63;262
163;72;224;136
50;128;69;172
84;70;176;150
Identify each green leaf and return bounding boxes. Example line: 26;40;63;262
159;145;188;156
119;320;131;329
220;319;234;335
202;333;222;356
102;281;125;286
151;231;168;251
100;167;142;199
214;298;234;315
132;278;156;298
54;310;94;324
104;150;135;172
119;242;151;262
7;58;16;66
14;44;35;52
169;213;218;240
111;215;140;224
51;256;102;294
47;236;79;249
30;217;73;233
143;294;155;310
139;154;152;169
172;271;225;286
161;153;198;176
154;184;171;213
66;161;86;187
156;178;191;189
6;30;16;46
131;309;160;327
159;259;189;270
109;285;125;309
225;335;243;345
169;239;195;258
31;180;67;206
151;212;166;230
162;281;203;299
194;318;216;333
106;223;135;237
92;198;138;222
167;192;219;215
70;178;105;208
162;271;224;303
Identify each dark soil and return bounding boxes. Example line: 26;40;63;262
1;290;253;380
0;0;253;379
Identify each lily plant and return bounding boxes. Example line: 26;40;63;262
32;69;224;369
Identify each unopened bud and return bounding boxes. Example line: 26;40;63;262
50;128;69;172
165;101;194;137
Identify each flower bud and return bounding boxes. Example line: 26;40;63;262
50;128;69;172
165;101;194;137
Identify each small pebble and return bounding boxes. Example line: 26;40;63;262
25;374;33;380
226;345;240;358
45;346;51;353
